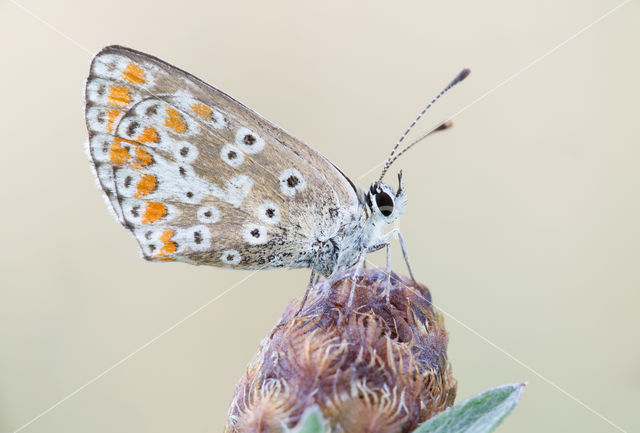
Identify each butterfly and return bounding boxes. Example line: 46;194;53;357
85;45;468;306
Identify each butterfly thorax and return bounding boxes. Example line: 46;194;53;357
312;177;407;277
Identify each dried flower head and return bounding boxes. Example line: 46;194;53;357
225;268;457;433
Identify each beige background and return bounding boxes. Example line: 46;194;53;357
1;0;639;432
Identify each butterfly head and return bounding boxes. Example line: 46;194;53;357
366;171;407;225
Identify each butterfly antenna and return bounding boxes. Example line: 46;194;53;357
386;121;453;168
379;68;470;181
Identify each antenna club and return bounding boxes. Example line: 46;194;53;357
450;68;471;87
435;121;453;132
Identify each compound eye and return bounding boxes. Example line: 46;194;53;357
375;192;394;217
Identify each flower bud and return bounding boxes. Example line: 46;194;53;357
225;268;456;433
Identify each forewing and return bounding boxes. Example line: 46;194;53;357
85;45;359;268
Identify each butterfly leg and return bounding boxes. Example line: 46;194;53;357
384;241;392;301
347;247;369;308
396;230;416;282
363;237;393;302
381;228;415;281
367;229;416;301
295;266;318;316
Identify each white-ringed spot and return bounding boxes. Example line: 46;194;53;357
257;201;280;224
175;142;198;164
221;249;241;265
114;168;140;197
179;225;211;251
208;109;228;129
243;224;268;245
89;134;114;162
86;78;113;105
86;106;122;134
220;143;244;167
197;206;220;224
119;118;143;140
279;168;306;196
177;184;204;204
133;228;164;256
235;127;264;154
135;100;164;119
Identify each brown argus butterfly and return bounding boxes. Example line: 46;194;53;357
85;46;468;306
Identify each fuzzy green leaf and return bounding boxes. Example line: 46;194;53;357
411;383;525;433
291;406;325;433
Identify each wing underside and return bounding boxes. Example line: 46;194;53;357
85;45;360;269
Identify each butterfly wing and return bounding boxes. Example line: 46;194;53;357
85;45;360;269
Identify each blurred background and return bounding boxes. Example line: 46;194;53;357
1;0;638;432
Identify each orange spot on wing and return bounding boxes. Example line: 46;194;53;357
134;174;157;198
109;138;130;165
107;85;131;107
132;146;153;168
165;107;187;133
136;126;159;143
141;201;166;224
123;62;145;85
106;109;120;133
157;229;177;257
191;102;212;118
